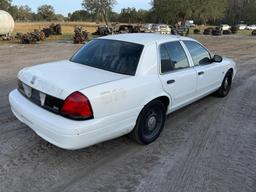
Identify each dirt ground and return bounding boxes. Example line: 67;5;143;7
0;35;256;192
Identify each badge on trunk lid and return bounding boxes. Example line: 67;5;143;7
39;92;46;106
22;83;32;98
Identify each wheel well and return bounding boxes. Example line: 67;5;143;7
154;96;170;111
227;68;234;77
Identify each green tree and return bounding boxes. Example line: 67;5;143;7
109;11;119;22
82;0;117;26
151;0;228;25
242;0;256;24
151;0;189;24
69;10;91;21
0;0;12;11
54;14;65;21
119;8;148;23
119;7;137;23
192;0;228;24
136;9;148;23
14;5;33;21
222;0;256;25
37;4;55;21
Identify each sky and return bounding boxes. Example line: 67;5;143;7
12;0;152;16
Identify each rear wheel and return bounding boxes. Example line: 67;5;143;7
215;71;233;97
130;100;166;145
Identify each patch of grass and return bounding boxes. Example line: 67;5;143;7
237;30;253;36
47;33;73;41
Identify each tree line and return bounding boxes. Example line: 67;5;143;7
1;0;256;25
150;0;256;25
76;0;256;25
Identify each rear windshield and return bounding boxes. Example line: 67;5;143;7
70;39;144;75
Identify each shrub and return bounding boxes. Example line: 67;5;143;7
230;26;239;34
194;29;200;34
223;30;232;35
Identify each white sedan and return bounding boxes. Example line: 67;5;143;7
237;24;247;30
246;25;256;30
152;24;171;34
220;24;231;30
9;34;236;150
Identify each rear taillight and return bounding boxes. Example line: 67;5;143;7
61;92;93;120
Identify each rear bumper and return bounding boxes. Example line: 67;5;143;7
9;89;138;150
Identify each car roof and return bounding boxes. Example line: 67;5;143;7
98;33;194;46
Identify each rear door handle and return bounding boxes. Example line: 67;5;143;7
167;80;175;84
198;71;204;76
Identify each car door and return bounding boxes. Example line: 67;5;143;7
183;40;223;96
158;41;197;111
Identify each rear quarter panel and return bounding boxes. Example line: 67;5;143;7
81;75;170;119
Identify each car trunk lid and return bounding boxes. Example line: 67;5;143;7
18;60;129;99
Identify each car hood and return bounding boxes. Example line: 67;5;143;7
18;60;129;99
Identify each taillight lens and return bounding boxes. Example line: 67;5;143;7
61;92;93;120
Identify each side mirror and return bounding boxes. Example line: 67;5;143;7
212;55;223;63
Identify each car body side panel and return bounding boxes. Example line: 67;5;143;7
159;68;197;111
136;42;158;75
194;63;224;95
156;40;198;111
81;75;171;119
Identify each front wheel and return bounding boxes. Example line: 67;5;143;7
215;72;233;97
130;100;166;145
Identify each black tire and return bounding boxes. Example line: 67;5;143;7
215;71;233;97
130;100;166;145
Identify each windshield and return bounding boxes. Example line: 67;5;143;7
70;39;144;76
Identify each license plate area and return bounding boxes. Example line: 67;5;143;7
18;80;64;114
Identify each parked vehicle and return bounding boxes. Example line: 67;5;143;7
144;23;154;32
152;24;171;34
9;34;236;150
246;25;256;30
236;24;247;30
117;25;134;33
152;24;160;33
220;24;231;30
185;20;195;27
